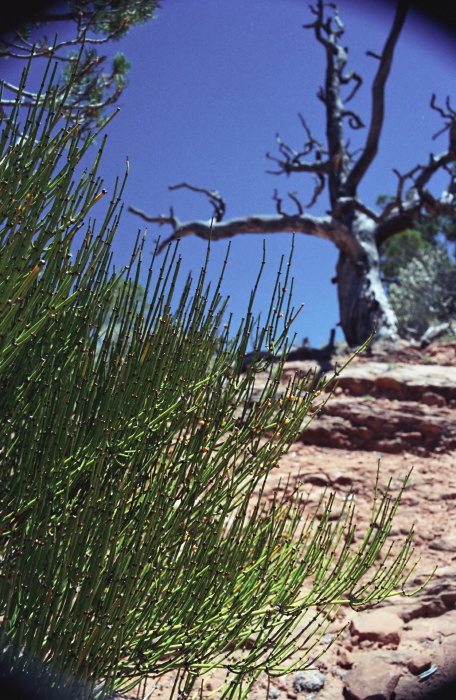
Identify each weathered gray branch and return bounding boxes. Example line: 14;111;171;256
128;203;362;258
346;1;409;191
266;149;330;176
266;122;329;178
309;1;353;205
265;127;329;209
375;94;456;229
375;212;416;246
169;183;226;222
340;70;363;103
332;197;381;223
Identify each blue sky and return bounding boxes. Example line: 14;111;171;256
3;0;456;347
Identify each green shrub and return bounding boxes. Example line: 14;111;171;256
389;245;456;338
0;63;429;700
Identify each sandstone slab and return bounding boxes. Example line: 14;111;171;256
350;609;403;646
344;655;402;700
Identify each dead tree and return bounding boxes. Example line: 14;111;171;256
129;0;456;347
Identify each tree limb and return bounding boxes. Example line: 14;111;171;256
410;96;456;192
266;120;330;178
305;174;326;209
342;110;365;130
265;122;329;208
375;212;416;246
286;191;303;214
129;186;362;257
168;183;226;222
332;197;381;223
0;32;121;61
340;70;363;103
376;95;456;225
347;1;409;191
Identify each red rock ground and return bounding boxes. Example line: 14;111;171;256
118;343;456;700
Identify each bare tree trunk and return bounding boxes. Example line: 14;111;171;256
335;213;398;346
336;250;398;347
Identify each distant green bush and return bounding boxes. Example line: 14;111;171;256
379;211;456;339
388;244;456;338
0;63;429;700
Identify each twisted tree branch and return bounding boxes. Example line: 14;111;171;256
169;183;226;222
129;192;361;257
347;1;409;191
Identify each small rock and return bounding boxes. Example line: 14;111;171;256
407;652;433;675
350;609;403;646
337;647;353;669
321;632;337;645
401;598;448;622
344;657;401;700
293;670;326;693
268;690;281;699
393;675;430;700
430;534;456;551
421;391;446;407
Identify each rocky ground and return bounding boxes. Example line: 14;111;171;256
119;342;456;700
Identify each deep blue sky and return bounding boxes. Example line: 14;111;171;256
3;0;456;346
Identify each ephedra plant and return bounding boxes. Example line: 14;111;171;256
0;60;429;700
